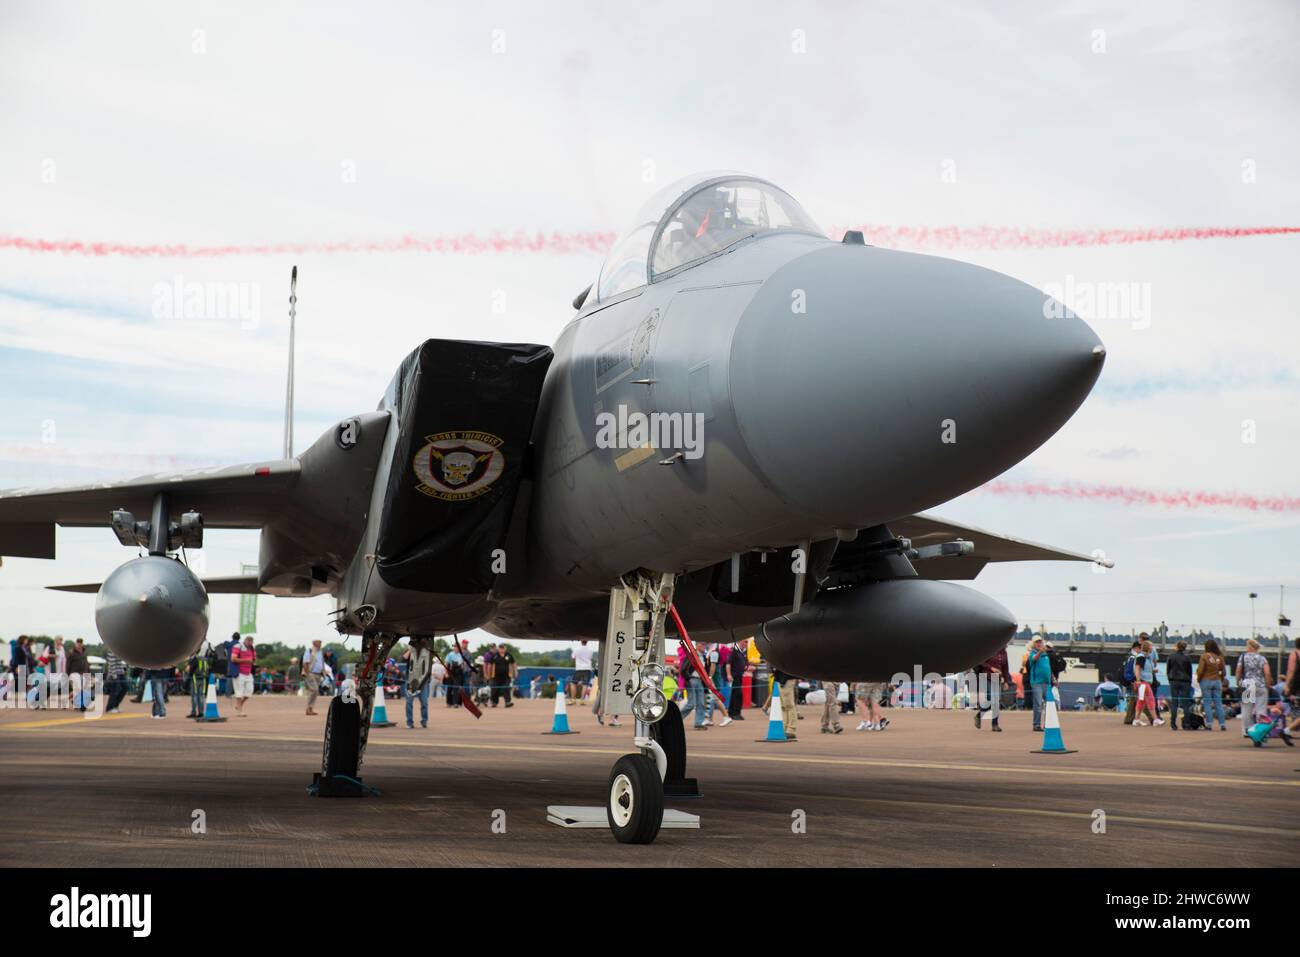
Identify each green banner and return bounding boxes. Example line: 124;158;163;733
237;562;258;634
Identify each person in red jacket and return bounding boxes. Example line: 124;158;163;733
975;645;1013;732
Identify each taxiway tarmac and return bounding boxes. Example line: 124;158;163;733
1;694;1295;867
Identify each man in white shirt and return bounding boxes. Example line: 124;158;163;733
50;636;68;705
571;641;594;703
302;639;327;716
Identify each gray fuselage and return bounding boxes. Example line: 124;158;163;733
333;227;1101;640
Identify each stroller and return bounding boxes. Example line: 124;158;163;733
1245;697;1294;747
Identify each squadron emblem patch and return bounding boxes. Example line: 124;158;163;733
412;430;506;501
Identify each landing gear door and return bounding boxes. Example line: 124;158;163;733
600;589;636;717
599;587;661;717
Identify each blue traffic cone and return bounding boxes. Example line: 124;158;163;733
1033;686;1077;754
371;684;395;728
542;680;578;734
202;680;227;722
758;681;791;742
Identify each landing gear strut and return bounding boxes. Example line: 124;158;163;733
601;572;684;843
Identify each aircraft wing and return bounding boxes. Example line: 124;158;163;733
47;574;263;595
891;512;1110;580
0;460;300;558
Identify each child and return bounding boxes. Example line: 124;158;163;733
1131;652;1164;727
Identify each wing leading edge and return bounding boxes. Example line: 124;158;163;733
891;512;1111;580
47;573;263;595
0;460;300;558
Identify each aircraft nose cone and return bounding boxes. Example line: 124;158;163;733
729;244;1104;526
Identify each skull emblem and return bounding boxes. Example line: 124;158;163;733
431;447;493;487
440;451;478;486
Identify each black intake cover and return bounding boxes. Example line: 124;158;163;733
376;339;553;593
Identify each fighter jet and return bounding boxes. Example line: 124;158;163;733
0;171;1108;843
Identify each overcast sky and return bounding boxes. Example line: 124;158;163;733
1;0;1298;653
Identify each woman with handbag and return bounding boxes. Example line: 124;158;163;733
1235;639;1272;735
1196;639;1229;731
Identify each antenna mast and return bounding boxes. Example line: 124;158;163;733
283;266;297;459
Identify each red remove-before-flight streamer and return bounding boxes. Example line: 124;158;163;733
982;480;1300;514
1;224;1296;259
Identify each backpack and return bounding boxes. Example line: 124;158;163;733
1122;656;1137;685
679;648;696;681
1050;650;1065;676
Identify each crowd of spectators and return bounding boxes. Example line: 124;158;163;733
5;629;1297;748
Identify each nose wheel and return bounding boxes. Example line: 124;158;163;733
607;752;664;844
309;630;393;797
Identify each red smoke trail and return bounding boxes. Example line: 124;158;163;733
2;224;1296;258
0;445;226;474
835;224;1300;251
983;480;1300;513
0;231;618;259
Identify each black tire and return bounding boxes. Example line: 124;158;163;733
323;695;362;779
607;753;664;844
649;700;687;783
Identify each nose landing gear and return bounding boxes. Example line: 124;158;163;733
600;572;681;844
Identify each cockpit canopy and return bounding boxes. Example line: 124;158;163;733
593;172;823;304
